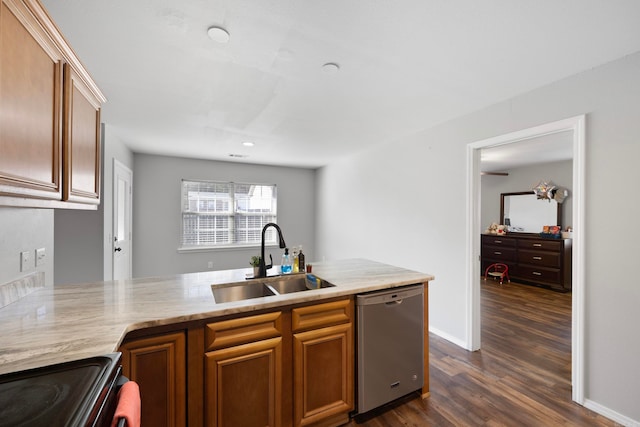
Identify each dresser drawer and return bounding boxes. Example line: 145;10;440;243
481;235;516;247
482;246;516;262
515;265;561;285
518;239;562;251
518;249;561;268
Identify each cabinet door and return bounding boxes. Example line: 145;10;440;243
293;323;353;427
120;332;187;427
62;63;101;204
205;337;283;427
0;0;63;199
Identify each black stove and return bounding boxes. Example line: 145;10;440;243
0;353;123;427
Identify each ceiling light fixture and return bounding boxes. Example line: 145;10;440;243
242;142;255;147
322;62;340;74
207;26;230;43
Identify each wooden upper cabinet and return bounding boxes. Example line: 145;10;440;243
0;0;105;208
63;63;101;204
0;0;63;199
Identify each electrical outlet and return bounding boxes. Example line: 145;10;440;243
36;248;46;266
207;261;214;269
20;251;31;272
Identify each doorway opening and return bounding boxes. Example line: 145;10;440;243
466;115;586;403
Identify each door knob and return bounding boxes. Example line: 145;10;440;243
114;247;122;252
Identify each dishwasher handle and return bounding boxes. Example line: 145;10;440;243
385;299;403;306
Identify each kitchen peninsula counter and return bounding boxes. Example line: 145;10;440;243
0;258;433;375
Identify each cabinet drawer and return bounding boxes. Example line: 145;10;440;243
482;246;516;262
515;265;561;285
481;235;516;247
518;250;560;268
292;298;352;332
519;239;562;251
205;311;282;351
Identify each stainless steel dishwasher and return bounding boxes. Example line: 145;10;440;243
356;284;424;414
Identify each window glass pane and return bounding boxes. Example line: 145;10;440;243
235;184;276;214
183;181;232;213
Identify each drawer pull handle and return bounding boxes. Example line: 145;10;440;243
494;251;502;255
494;240;502;244
533;244;542;247
533;256;542;260
532;271;542;276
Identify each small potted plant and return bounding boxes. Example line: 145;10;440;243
250;255;261;277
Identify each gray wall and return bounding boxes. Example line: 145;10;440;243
481;160;573;230
0;208;54;287
133;154;316;277
316;52;640;423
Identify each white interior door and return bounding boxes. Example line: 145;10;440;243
113;159;132;280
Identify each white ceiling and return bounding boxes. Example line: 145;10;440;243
481;131;574;172
42;0;640;169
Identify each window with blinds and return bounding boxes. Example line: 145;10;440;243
181;180;277;248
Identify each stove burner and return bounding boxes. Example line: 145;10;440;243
0;380;69;425
0;354;121;427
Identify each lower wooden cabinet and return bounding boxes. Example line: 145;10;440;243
119;331;186;427
293;323;353;426
204;311;284;427
205;337;283;427
204;298;354;427
292;299;353;427
119;298;354;427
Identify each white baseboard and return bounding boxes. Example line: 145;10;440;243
583;399;639;427
428;326;470;350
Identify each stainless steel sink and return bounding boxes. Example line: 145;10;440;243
212;282;276;303
211;275;335;303
265;276;334;294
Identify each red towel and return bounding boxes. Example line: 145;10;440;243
111;381;141;427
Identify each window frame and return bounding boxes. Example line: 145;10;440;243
179;179;278;251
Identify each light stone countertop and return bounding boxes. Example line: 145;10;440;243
0;258;434;375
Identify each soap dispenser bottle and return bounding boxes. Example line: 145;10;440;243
298;246;305;272
281;248;292;274
292;246;299;273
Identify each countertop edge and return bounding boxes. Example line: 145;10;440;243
0;259;434;375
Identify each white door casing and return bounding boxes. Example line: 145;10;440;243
466;115;586;404
113;159;132;280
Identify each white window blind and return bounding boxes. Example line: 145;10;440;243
181;180;277;248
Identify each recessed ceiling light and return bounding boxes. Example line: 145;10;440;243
242;142;254;147
207;26;230;43
322;62;340;74
229;153;247;158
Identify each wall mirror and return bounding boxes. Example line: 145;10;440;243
500;191;562;233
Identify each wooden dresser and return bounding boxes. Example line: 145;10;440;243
481;234;572;291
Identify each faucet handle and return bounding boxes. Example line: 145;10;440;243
265;254;273;271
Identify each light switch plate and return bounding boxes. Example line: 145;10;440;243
20;251;30;272
36;248;46;266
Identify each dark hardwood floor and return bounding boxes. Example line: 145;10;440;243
344;279;620;426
